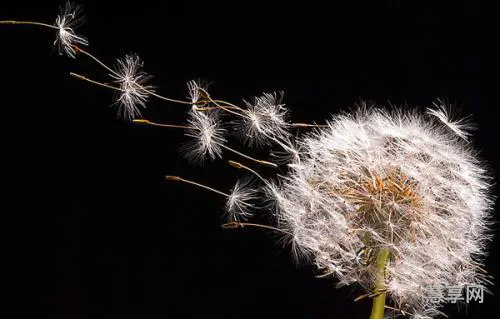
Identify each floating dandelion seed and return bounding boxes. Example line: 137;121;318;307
0;1;88;58
54;1;88;58
427;98;474;141
225;179;257;222
165;175;256;224
187;79;211;109
238;92;291;148
110;54;153;121
187;80;203;107
269;106;493;318
257;92;290;135
183;108;227;164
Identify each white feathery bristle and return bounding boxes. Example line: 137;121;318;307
54;1;88;58
427;99;473;141
187;80;202;107
267;106;493;318
263;180;290;218
110;54;153;121
237;92;291;147
270;136;302;165
225;179;256;222
183;108;226;164
259;91;289;132
187;79;210;108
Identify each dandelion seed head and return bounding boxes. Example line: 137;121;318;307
54;1;88;58
110;54;153;121
270;105;493;318
183;108;226;164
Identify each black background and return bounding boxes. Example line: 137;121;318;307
1;1;496;318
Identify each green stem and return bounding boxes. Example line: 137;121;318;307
369;248;389;319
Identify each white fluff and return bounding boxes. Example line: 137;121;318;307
225;179;257;222
183;108;226;164
268;106;493;318
54;1;88;58
110;54;152;121
237;92;290;148
187;79;206;108
426;99;474;141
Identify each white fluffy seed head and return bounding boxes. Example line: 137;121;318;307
269;105;493;318
225;179;257;222
54;1;88;58
110;54;153;121
183;108;226;164
236;92;291;148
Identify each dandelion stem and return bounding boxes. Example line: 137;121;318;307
228;160;268;183
194;105;240;111
211;99;245;112
69;72;121;91
199;88;246;118
145;89;194;105
221;222;290;234
133;119;190;130
0;20;58;30
165;175;229;197
218;143;277;168
370;248;389;319
72;45;117;75
290;123;329;128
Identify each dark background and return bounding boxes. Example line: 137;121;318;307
1;1;496;318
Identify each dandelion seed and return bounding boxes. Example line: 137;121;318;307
427;98;474;141
270;135;301;165
263;180;290;218
258;92;289;134
110;54;153;121
187;79;210;108
54;1;88;58
225;179;256;222
187;80;202;107
183;108;227;164
237;92;291;147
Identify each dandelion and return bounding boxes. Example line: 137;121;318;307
0;1;88;58
269;106;493;318
187;79;211;109
1;6;494;317
54;1;88;58
427;98;474;141
165;175;255;223
225;179;256;222
237;92;291;147
183;108;227;164
258;92;290;134
187;80;203;107
110;54;153;121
